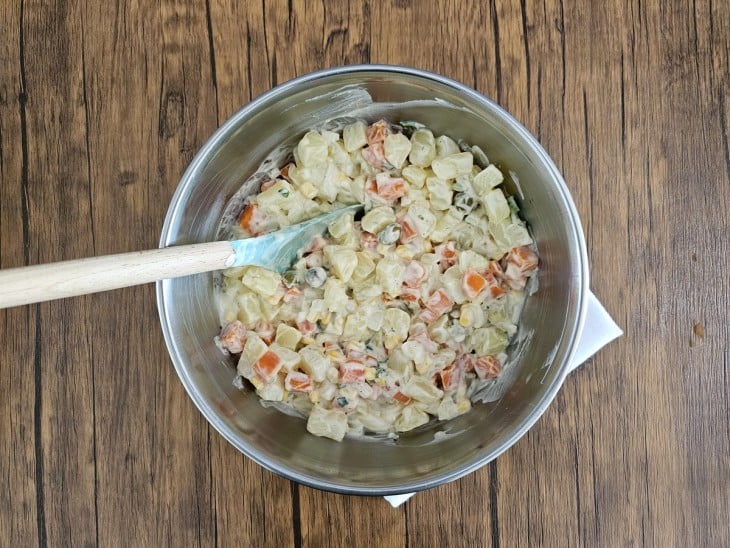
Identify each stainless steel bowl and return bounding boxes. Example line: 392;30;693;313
157;65;589;495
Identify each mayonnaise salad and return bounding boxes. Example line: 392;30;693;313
214;119;538;441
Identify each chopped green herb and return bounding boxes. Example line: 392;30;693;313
399;120;424;138
337;396;348;407
507;195;520;215
278;188;290;197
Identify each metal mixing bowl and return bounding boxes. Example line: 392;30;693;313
157;65;589;495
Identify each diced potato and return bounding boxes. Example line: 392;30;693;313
241;266;282;297
236;292;263;324
431;152;473;180
472;164;505;195
319;162;345;202
328;211;354;240
383;133;412;168
298;346;329;382
323;278;349;312
297;131;329;167
375;258;405;296
343;121;368;152
382;308;410;350
407;203;437;237
402;165;427;188
426;176;453;211
482;188;511;221
351;252;376;283
394;404;430;432
468;326;509;356
459;301;485;328
257;380;285;401
429;210;462;242
400;376;444;404
306;405;349;441
329;140;358;177
435;135;460;157
323;246;358;282
360;206;396;234
441;265;468;304
275;323;302;350
459;249;489;272
409;129;436;167
387;346;413;375
342;313;371;341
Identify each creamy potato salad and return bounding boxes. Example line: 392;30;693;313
215;120;538;441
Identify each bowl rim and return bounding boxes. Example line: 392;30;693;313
157;64;590;495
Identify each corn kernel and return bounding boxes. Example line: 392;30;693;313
457;399;471;413
250;376;264;390
395;245;415;260
364;367;377;381
309;390;321;404
299;181;318;198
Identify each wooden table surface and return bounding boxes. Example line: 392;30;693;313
1;1;728;546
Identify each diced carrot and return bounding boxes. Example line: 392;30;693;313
403;260;426;288
435;241;457;260
254;320;275;344
408;330;439;353
420;308;439;324
375;176;406;200
259;178;276;192
323;341;346;364
360;230;378;251
238;203;268;235
366;120;391;145
296;320;318;337
438;363;460;391
279;162;295;181
424;288;455;315
434;241;457;270
253;350;283;382
504;246;539;289
217;320;248;354
304;235;328;253
284;371;314;393
401;286;421;302
462;269;488;299
346;347;377;368
339;360;367;384
457;353;475;373
238;203;256;232
365;176;378;194
507;246;538;271
362;143;385;168
392;391;412;404
398;215;419;243
304;250;323;268
483;271;505;299
486;260;505;280
283;287;303;303
474;355;501;380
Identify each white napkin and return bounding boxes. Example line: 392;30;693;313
384;291;622;507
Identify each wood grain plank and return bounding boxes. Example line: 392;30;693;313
1;1;729;546
8;0;102;545
0;2;41;546
297;487;405;548
78;1;218;545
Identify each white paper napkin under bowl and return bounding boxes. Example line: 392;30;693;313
384;290;622;507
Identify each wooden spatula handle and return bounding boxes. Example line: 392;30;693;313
0;241;235;309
